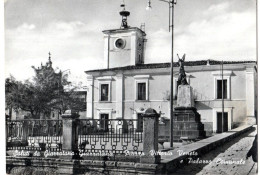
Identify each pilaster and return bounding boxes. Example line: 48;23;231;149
116;74;124;119
86;76;94;119
246;68;256;124
130;32;137;65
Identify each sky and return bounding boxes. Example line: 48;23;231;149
4;0;257;82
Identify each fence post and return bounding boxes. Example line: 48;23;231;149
21;121;29;146
61;110;79;157
6;119;9;147
140;108;161;164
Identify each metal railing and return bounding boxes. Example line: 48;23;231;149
6;119;63;151
6;109;160;164
77;119;143;155
6;119;143;154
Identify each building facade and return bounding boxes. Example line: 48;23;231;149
85;10;257;136
85;60;256;136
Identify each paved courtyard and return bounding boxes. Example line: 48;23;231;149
172;126;257;175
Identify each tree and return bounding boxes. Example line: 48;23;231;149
5;76;43;118
6;57;86;119
47;74;87;117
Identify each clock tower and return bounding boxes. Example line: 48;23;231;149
103;3;146;69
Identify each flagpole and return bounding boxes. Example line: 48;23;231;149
222;60;224;132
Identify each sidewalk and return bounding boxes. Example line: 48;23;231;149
159;125;254;174
171;125;257;175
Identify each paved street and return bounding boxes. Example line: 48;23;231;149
172;126;257;175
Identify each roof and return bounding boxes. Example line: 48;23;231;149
102;27;146;36
85;60;256;73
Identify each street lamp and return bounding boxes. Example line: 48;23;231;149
146;0;152;10
146;0;177;148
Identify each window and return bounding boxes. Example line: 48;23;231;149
100;84;109;101
138;55;141;63
137;114;143;132
212;71;232;100
137;83;146;100
134;75;150;101
97;76;112;102
217;79;227;99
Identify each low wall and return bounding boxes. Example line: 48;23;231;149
7;125;253;174
6;156;163;175
159;125;253;174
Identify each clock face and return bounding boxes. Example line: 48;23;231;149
114;38;126;49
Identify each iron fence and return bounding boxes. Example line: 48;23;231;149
78;119;143;155
6;119;63;151
6;118;144;155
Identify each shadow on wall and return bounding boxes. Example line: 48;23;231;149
195;101;212;110
193;89;211;102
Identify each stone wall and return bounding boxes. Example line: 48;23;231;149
6;157;163;175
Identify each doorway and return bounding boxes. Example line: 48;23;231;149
217;112;228;133
137;113;144;132
100;114;109;132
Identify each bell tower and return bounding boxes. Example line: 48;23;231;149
103;2;146;69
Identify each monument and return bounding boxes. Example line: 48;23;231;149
173;54;206;142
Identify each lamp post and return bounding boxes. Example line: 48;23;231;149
146;0;177;148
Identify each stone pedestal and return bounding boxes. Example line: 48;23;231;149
61;110;80;159
177;85;194;108
173;85;205;142
173;107;205;142
140;108;160;164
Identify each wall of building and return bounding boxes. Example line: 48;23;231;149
103;29;145;69
109;35;132;68
187;68;248;134
86;63;256;135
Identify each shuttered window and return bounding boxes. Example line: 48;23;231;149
100;84;109;101
217;79;227;99
137;83;146;100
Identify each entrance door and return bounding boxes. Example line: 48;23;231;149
217;112;228;133
137;114;144;132
100;114;109;132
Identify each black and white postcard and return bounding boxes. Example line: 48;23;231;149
4;0;258;174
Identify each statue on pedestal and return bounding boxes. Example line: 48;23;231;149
173;54;206;142
177;54;188;88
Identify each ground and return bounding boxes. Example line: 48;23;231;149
171;126;257;175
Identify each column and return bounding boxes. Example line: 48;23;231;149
61;110;79;153
140;108;160;164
